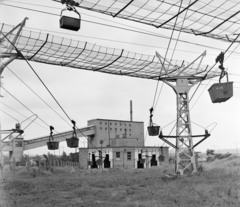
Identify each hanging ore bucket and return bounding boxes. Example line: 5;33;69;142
148;125;160;136
47;141;59;150
208;72;233;103
66;120;79;148
158;155;165;162
148;107;160;136
60;6;81;31
47;126;59;150
66;136;79;148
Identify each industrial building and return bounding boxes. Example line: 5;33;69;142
79;118;169;169
2;118;168;170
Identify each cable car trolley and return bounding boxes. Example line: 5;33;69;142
208;52;233;103
147;107;160;136
60;2;81;31
47;126;59;150
66;120;79;148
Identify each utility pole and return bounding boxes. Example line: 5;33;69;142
99;140;103;170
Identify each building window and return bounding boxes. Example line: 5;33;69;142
100;122;102;125
100;127;102;130
115;123;117;126
129;124;131;126
105;127;107;130
116;152;120;159
127;152;131;160
15;141;22;147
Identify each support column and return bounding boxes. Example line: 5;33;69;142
175;80;196;174
0;18;28;180
0;17;28;75
161;78;198;174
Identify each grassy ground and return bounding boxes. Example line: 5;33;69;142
1;156;240;207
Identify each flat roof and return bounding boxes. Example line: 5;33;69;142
80;146;168;149
88;118;144;124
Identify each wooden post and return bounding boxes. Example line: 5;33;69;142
26;156;30;175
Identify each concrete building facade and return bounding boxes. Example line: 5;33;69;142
79;119;169;169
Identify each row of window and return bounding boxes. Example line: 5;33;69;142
99;121;132;127
116;151;132;160
99;127;131;132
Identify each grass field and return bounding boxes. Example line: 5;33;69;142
1;156;240;207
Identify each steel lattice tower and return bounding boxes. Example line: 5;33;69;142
156;52;211;175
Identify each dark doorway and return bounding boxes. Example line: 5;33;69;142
137;153;144;169
91;154;98;168
104;154;111;168
151;154;158;166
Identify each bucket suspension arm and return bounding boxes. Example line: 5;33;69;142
49;126;54;142
215;52;229;83
149;107;154;126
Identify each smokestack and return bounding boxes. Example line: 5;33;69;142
130;100;133;121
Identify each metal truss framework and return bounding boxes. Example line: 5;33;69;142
0;19;219;175
0;20;218;81
54;0;240;42
156;53;211;175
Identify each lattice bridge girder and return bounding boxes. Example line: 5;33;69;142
54;0;240;43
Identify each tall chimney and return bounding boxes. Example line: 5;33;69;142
130;100;133;121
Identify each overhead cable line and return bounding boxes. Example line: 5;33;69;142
0;108;19;122
1;32;100;151
6;66;72;127
1;86;50;130
154;0;191;112
168;0;191;63
152;0;184;110
0;101;28;119
0;100;48;131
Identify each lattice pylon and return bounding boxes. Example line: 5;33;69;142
175;80;196;174
156;51;211;175
160;78;198;175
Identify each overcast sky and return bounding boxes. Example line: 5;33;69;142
0;0;240;155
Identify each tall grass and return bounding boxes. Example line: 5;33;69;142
2;157;240;207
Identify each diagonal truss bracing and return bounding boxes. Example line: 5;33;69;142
0;23;218;80
53;0;240;42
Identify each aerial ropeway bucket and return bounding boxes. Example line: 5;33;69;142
147;125;160;136
66;120;79;148
47;126;59;150
208;72;233;103
66;136;79;148
147;107;160;136
158;155;165;162
47;141;59;150
60;5;81;31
